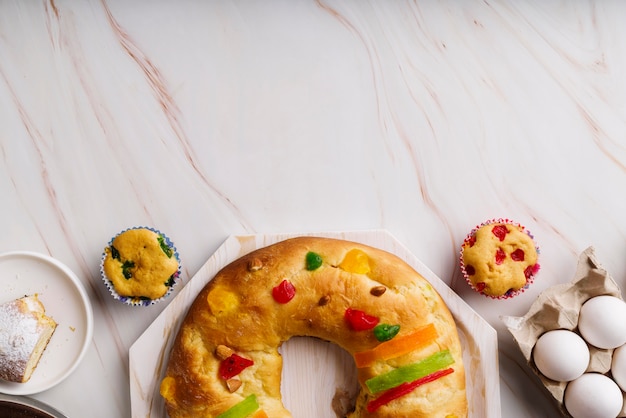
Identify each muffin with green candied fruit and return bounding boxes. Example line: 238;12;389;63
101;227;181;306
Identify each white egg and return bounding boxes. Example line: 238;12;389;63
612;344;626;391
578;295;626;349
532;329;589;382
564;373;623;418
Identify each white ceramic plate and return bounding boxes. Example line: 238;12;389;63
130;230;501;417
0;252;94;395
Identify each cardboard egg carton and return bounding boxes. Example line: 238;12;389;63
502;247;626;417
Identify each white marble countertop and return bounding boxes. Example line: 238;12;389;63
2;1;626;417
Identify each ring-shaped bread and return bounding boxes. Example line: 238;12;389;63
160;237;467;417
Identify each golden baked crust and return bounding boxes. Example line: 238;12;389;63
461;222;538;296
103;228;179;300
161;237;467;417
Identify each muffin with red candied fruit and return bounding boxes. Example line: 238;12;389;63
101;227;181;306
460;219;540;299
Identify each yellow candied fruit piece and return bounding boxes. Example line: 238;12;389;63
339;249;371;274
445;415;457;418
160;376;176;402
207;286;239;316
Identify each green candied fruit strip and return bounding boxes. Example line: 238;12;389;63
157;235;174;258
110;245;120;260
365;349;454;393
216;394;259;418
305;251;323;271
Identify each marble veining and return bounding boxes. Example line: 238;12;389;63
2;0;626;417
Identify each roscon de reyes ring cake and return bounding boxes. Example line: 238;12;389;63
161;237;468;417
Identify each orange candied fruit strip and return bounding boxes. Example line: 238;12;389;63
251;410;268;418
354;323;438;368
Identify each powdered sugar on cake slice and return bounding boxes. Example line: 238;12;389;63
0;296;57;383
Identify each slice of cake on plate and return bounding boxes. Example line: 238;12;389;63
0;295;57;383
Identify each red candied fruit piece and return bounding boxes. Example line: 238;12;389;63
466;236;476;247
524;264;540;279
511;249;525;261
345;308;379;331
465;265;475;276
495;248;506;265
219;354;254;380
475;282;486;291
272;280;296;304
492;225;509;241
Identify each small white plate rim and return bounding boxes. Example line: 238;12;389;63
0;251;94;395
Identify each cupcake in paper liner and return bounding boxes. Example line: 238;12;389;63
459;218;540;299
100;226;181;306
